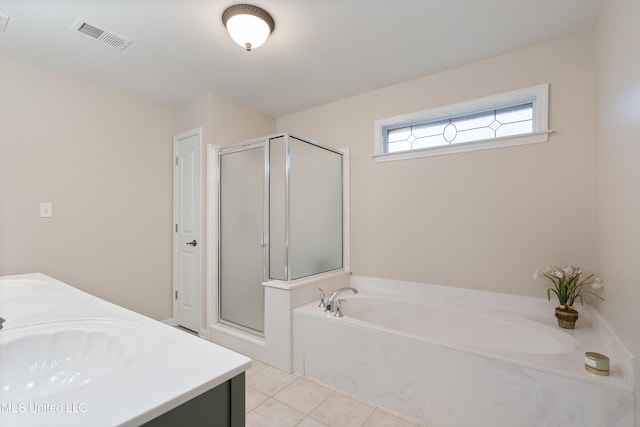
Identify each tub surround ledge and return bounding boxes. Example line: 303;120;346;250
208;270;351;372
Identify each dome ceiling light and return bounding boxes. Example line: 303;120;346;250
222;4;275;51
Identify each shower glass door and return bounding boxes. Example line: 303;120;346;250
219;144;265;334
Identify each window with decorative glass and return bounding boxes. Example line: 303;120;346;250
374;84;551;162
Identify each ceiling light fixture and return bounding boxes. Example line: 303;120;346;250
222;4;275;51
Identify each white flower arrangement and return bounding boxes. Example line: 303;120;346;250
533;266;604;310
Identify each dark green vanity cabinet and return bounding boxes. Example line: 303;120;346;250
142;373;245;427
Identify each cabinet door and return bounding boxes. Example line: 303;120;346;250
142;373;245;427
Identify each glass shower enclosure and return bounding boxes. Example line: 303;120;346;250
219;133;343;335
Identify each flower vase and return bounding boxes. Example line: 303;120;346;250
555;307;579;329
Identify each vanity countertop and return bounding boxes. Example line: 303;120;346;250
0;273;251;426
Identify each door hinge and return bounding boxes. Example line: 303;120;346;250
175;290;178;300
175;156;178;166
175;224;178;233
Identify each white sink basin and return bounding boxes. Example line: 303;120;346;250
0;319;152;401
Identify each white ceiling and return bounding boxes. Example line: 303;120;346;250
0;0;603;117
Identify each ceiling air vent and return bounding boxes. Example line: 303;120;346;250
71;18;132;51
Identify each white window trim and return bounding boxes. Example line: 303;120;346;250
373;84;552;162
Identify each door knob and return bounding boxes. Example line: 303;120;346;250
186;240;197;247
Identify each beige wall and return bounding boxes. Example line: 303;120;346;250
174;92;213;144
278;32;595;296
210;92;276;147
0;53;276;326
174;90;276;147
0;55;175;320
594;0;640;420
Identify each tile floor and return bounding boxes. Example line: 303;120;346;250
245;359;426;427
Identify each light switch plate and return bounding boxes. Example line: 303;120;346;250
40;202;53;218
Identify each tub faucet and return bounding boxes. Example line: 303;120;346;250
0;317;5;330
318;288;327;309
326;287;358;312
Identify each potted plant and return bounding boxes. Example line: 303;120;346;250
533;266;604;329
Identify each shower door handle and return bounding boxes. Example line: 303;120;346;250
186;240;197;247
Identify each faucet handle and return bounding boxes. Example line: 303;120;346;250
318;288;326;309
334;299;346;317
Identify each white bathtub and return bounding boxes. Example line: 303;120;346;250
342;294;576;355
293;276;635;427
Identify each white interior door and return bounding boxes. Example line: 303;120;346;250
173;128;202;332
